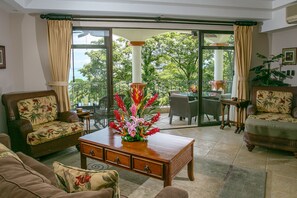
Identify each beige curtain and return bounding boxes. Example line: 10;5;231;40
234;25;254;121
47;20;72;111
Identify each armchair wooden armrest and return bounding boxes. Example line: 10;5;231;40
58;111;79;123
9;119;33;140
247;104;257;115
292;107;297;118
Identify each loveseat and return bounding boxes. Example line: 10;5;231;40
2;90;84;158
0;133;188;198
244;86;297;157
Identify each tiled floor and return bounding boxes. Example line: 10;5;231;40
154;114;297;198
86;113;297;197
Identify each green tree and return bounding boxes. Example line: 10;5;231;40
141;32;199;105
113;37;132;92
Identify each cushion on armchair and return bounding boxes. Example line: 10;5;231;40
53;161;120;198
256;90;293;114
27;121;83;145
17;96;58;126
16;96;83;146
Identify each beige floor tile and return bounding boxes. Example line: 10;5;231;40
267;161;297;179
270;173;297;195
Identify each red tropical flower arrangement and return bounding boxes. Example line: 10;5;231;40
109;86;160;142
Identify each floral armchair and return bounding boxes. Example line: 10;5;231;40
244;86;297;157
2;90;84;158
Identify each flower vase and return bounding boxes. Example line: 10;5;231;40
121;135;148;142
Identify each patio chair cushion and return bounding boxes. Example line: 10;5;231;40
256;90;293;114
17;96;58;126
27;121;83;145
53;161;120;198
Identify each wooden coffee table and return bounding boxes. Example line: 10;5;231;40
79;127;195;187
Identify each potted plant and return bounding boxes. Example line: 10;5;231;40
250;53;291;86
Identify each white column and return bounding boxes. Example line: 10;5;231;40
214;49;224;81
129;41;145;83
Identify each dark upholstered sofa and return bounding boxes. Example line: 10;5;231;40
0;133;188;198
244;86;297;157
1;90;83;158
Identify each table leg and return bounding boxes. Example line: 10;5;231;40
235;106;240;133
237;108;245;133
164;176;172;187
187;158;195;181
226;104;231;127
81;153;87;169
220;104;225;129
86;116;90;134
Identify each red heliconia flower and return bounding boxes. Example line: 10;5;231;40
150;112;160;124
146;127;160;136
113;110;121;122
109;121;121;132
144;93;158;109
143;121;151;126
115;93;127;112
131;87;143;106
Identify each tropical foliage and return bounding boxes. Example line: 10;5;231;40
109;86;160;142
69;31;234;108
250;53;289;86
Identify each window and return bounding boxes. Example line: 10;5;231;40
69;28;111;109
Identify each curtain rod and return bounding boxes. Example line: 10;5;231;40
40;13;257;26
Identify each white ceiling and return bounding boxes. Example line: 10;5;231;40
0;0;297;32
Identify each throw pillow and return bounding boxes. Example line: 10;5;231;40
256;90;293;114
17;95;58;126
53;161;120;198
0;143;21;161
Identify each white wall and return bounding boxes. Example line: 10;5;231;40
0;11;50;132
270;26;297;86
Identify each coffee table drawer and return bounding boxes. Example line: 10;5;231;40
132;157;163;179
80;143;103;160
105;149;131;169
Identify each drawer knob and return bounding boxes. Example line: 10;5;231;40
89;150;95;156
144;165;151;173
114;157;120;164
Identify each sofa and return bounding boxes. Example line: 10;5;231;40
0;133;188;198
1;90;84;158
244;86;297;157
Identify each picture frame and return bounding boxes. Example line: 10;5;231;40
0;45;6;69
282;48;297;65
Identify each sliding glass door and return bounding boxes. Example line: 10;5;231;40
198;31;234;126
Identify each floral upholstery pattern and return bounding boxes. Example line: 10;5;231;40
27;121;83;145
248;112;297;123
17;96;58;126
256;90;293;114
53;161;120;198
0;143;21;161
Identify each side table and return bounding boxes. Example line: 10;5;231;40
76;110;91;134
220;99;250;133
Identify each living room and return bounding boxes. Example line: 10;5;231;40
0;0;297;197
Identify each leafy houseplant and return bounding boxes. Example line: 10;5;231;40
250;53;290;86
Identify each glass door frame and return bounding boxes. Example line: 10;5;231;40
71;27;113;112
197;30;234;126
